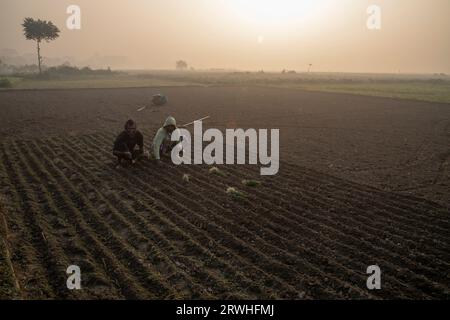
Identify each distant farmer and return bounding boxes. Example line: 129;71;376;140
113;119;144;165
151;116;178;162
152;94;168;106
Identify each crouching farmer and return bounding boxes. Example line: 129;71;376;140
113;119;144;166
151;116;178;163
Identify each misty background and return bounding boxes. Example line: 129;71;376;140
1;0;449;73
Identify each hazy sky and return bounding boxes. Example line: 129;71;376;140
1;0;449;73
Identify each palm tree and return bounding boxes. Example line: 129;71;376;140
22;18;60;74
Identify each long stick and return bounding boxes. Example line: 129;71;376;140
180;116;210;128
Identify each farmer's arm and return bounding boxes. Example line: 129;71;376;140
137;131;144;152
152;128;165;160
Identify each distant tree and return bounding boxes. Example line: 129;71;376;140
0;78;12;88
176;60;188;70
22;18;60;74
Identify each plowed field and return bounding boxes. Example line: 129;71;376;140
0;87;449;299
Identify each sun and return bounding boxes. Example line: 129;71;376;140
226;0;317;27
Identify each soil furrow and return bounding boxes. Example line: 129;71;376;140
77;134;323;298
87;134;369;298
41;138;241;299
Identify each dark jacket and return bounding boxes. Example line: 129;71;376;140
113;130;144;153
